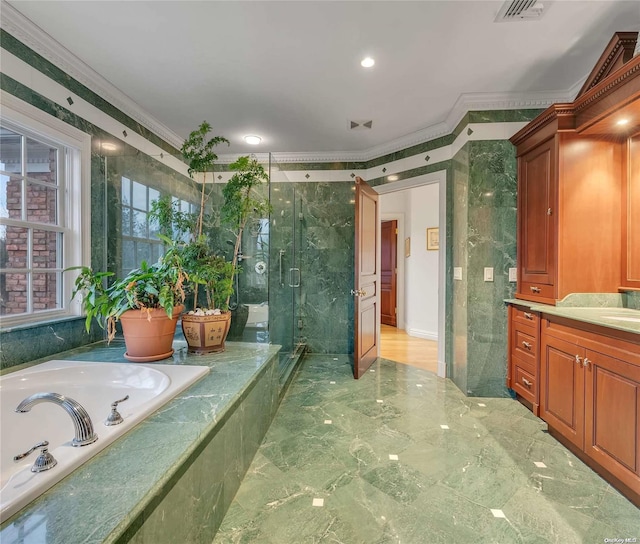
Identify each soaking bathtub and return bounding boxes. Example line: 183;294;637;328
0;359;209;522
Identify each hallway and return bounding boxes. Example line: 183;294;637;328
213;354;639;543
379;324;438;374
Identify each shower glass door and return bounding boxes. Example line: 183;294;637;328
269;159;305;388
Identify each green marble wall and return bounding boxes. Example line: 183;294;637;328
624;291;640;310
451;141;518;397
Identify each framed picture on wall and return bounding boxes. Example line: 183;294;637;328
427;227;439;250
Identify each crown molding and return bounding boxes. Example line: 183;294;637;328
0;1;184;150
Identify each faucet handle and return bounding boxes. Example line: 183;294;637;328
14;441;58;472
105;395;129;426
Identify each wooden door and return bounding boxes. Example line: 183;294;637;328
354;177;379;378
381;220;397;327
518;139;556;293
540;334;585;449
584;348;640;493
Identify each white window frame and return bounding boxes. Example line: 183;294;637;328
0;91;91;327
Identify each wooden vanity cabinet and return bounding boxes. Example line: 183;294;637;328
540;317;640;504
507;304;541;414
540;330;585;449
622;132;640;289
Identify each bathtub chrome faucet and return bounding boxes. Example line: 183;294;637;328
15;392;98;447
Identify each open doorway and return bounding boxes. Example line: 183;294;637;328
376;172;445;376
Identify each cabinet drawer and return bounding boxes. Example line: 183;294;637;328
512;325;538;364
519;281;555;301
512;306;540;328
513;362;537;403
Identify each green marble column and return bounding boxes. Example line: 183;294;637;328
451;141;517;397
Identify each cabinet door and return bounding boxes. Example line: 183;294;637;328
540;335;584;449
584;349;640;494
518;139;556;290
622;133;640;288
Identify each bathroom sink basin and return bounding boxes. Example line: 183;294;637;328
601;315;640;323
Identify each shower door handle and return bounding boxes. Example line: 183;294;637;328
289;268;301;288
279;250;286;287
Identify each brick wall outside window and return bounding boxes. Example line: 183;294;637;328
2;143;59;316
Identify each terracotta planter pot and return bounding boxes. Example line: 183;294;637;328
181;311;232;354
119;306;183;362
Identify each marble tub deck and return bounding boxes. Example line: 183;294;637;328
214;355;640;544
0;340;282;544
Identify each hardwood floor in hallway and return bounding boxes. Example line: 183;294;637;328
379;324;438;373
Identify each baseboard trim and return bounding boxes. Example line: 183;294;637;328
407;328;438;341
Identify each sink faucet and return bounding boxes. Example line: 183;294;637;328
15;392;98;447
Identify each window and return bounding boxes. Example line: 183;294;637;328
0;97;89;327
120;178;195;274
121;177;162;275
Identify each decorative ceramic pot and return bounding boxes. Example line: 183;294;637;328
181;311;232;354
119;305;184;362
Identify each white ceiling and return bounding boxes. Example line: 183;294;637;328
5;0;640;156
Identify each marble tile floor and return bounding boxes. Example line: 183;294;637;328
213;355;639;544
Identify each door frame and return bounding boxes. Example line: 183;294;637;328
375;170;447;378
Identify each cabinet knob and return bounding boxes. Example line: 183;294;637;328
522;341;532;350
530;286;541;293
522;378;532;388
524;312;534;320
583;357;591;369
575;354;583;365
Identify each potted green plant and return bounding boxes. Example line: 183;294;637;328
151;121;235;353
67;239;187;362
149;124;271;352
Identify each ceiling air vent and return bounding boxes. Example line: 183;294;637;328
495;0;547;22
349;120;373;130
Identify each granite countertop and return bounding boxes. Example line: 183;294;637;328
0;340;281;544
505;298;640;336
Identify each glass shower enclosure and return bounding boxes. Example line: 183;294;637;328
268;159;306;388
222;153;305;390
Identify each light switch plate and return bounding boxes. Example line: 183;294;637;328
454;267;463;281
484;267;494;282
509;268;517;282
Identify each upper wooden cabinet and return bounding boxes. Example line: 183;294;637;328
518;139;555;293
511;32;640;303
513;122;623;304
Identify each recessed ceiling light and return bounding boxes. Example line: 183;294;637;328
387;175;398;181
101;142;117;151
243;135;262;145
360;57;375;68
617;119;629;126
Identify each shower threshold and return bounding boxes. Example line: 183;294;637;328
278;342;306;397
